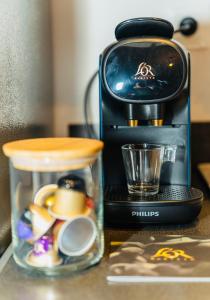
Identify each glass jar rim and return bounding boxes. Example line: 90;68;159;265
10;155;98;172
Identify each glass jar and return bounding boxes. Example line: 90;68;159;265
3;137;104;276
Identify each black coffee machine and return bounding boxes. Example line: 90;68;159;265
99;18;203;226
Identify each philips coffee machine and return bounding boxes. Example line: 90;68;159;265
99;18;203;226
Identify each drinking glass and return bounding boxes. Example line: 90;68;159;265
121;143;177;196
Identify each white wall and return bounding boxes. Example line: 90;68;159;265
0;0;53;250
0;0;53;130
51;0;210;136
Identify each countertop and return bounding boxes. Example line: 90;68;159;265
1;183;210;300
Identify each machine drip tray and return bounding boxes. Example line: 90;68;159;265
104;185;203;226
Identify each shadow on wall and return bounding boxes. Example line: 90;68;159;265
52;0;90;135
177;22;210;121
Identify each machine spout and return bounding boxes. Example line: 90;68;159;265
150;119;164;126
126;103;165;126
128;120;138;127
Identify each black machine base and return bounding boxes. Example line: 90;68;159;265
104;185;203;226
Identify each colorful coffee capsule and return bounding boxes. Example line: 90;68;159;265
29;204;55;241
34;184;57;208
86;196;95;209
54;216;97;257
17;220;33;240
17;209;33;241
44;195;56;208
52;220;65;252
49;175;91;220
26;235;62;267
34;236;54;255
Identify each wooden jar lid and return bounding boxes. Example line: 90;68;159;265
3;137;104;172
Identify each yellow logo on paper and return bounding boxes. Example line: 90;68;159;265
150;247;194;261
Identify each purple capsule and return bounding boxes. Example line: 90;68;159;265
17;220;33;240
33;236;54;256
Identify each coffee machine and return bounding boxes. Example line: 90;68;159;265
99;18;203;226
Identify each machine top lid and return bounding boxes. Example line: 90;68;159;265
103;38;187;104
115;18;174;41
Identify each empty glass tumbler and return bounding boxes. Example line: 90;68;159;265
3;137;104;276
121;143;177;196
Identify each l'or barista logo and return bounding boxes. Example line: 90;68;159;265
150;248;195;262
134;62;155;80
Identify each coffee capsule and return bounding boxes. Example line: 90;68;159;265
26;236;62;267
29;204;55;241
49;205;91;221
17;220;33;241
86;196;95;209
44;195;56;208
34;184;57;207
17;209;33;241
56;216;97;256
49;175;90;219
52;220;65;252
